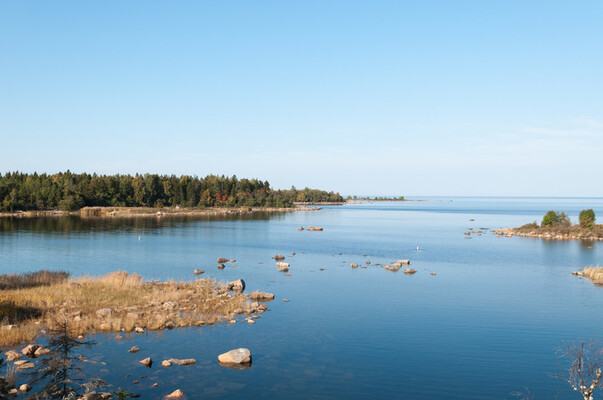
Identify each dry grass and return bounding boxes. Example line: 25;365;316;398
581;266;603;285
0;271;257;346
0;270;69;290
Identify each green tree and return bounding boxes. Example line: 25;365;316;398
579;209;596;229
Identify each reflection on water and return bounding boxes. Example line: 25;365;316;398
0;212;282;235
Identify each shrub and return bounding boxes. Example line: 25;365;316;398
579;209;596;229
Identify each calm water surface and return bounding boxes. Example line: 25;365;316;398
1;197;602;399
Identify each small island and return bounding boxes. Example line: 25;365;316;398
494;209;602;241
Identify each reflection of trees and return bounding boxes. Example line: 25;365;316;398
0;213;276;235
26;318;105;399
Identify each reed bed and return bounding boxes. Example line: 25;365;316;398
0;271;254;346
0;270;69;290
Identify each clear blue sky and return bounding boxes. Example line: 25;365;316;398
1;1;601;197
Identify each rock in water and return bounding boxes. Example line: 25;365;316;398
128;346;140;353
274;254;285;260
19;384;32;392
218;348;252;365
166;389;185;398
193;269;204;275
217;257;229;263
139;357;152;367
21;344;40;357
228;279;245;291
403;268;417;275
250;291;275;301
350;263;358;268
167;358;196;366
5;350;22;361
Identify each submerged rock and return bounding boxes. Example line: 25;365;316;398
167;358;196;366
218;348;252;365
403;268;417;275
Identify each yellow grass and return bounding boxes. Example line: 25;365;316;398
0;271;254;346
581;266;603;283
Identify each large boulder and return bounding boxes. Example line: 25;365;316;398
218;348;252;365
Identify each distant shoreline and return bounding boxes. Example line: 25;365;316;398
0;205;321;219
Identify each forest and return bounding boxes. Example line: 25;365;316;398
0;172;344;212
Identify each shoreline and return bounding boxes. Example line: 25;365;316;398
0;205;321;219
493;226;603;241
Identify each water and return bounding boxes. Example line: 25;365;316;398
1;197;602;399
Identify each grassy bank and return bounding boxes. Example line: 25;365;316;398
0;271;262;346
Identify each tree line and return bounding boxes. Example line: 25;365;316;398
0;172;343;212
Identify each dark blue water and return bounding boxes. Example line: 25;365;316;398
1;197;602;399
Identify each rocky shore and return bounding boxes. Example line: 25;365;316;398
493;226;603;241
0;205;321;219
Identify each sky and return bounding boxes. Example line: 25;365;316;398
1;1;602;197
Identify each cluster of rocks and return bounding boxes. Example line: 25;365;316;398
382;259;411;272
217;257;236;269
2;344;53;394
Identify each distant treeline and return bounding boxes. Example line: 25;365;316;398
0;172;343;212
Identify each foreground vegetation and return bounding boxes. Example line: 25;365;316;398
495;209;603;241
0;171;343;212
0;271;263;345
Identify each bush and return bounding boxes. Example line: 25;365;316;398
579;209;596;229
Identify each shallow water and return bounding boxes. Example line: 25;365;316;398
1;197;602;399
